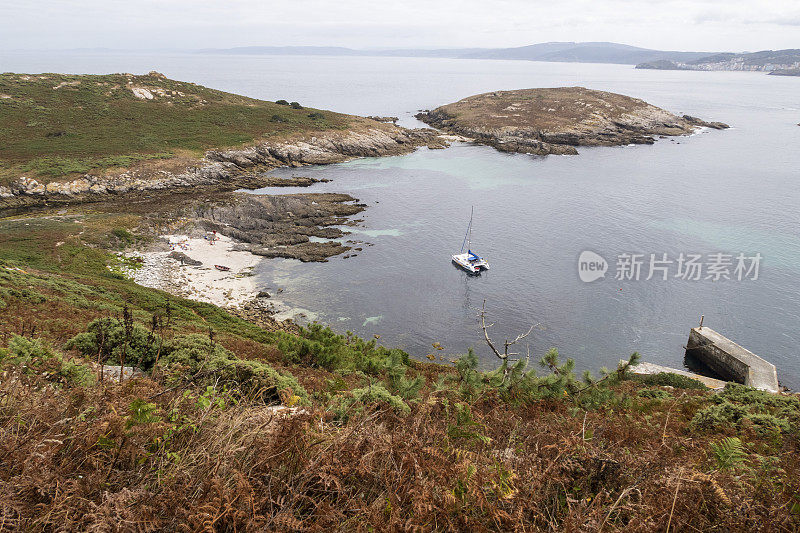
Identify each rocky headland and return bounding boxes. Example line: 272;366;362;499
0;125;442;209
415;87;728;156
0;72;445;209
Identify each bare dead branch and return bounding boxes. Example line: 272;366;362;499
481;300;503;359
480;299;539;364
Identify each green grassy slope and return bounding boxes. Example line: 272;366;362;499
0;212;798;530
0;72;354;183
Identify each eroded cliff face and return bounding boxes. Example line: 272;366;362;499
0;125;443;209
415;87;728;156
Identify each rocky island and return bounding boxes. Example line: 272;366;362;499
415;87;728;156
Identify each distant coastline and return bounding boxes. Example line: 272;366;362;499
636;49;800;75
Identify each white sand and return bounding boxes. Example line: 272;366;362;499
123;234;320;325
125;234;260;308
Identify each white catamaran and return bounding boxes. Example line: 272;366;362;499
452;206;490;274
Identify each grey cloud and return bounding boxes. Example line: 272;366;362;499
0;0;798;51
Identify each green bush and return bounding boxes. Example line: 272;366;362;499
3;287;47;303
65;317;160;370
331;382;409;422
277;323;412;375
747;413;791;437
716;383;799;411
385;349;424;401
111;227;135;244
691;384;799;436
638;388;672;400
448;348;638;409
161;334;308;405
630;372;708;390
691;401;749;430
275;99;289;105
3;335;94;387
289;101;303;109
453;348;484;401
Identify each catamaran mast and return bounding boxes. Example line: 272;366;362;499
468;205;473;252
461;206;474;253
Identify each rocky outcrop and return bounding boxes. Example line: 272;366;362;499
191;192;366;262
0;126;443;209
682;115;729;130
415;87;729;156
768;69;800;77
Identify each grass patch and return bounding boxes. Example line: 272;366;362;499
0;72;356;184
629;371;709;390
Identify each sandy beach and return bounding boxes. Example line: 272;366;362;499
123;234;264;307
122;233;318;327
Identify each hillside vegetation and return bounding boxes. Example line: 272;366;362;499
0;211;798;530
0;72;354;184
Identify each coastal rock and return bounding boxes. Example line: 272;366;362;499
0;125;442;210
415;87;729;156
187;192;367;263
168;251;202;266
682;115;730;130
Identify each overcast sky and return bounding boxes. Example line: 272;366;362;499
1;0;798;52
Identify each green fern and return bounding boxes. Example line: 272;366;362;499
711;437;747;471
447;403;492;445
126;398;162;429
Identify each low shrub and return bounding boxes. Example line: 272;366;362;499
65;317;161;370
691;401;749;430
638;388;672;399
691;384;799;436
331;382;409;422
276;323;412;375
3;335;94;387
630;372;709;390
111;227;135;244
161;334;308;405
452;347;640;409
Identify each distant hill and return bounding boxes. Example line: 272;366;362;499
198;42;716;65
199;43;800;72
458;42;713;64
637;49;800;74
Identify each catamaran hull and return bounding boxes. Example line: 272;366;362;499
452;253;490;274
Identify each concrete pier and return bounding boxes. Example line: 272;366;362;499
685;327;779;392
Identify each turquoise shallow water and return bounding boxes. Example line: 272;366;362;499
3;51;798;387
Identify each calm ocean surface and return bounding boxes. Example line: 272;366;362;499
3;51;799;387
